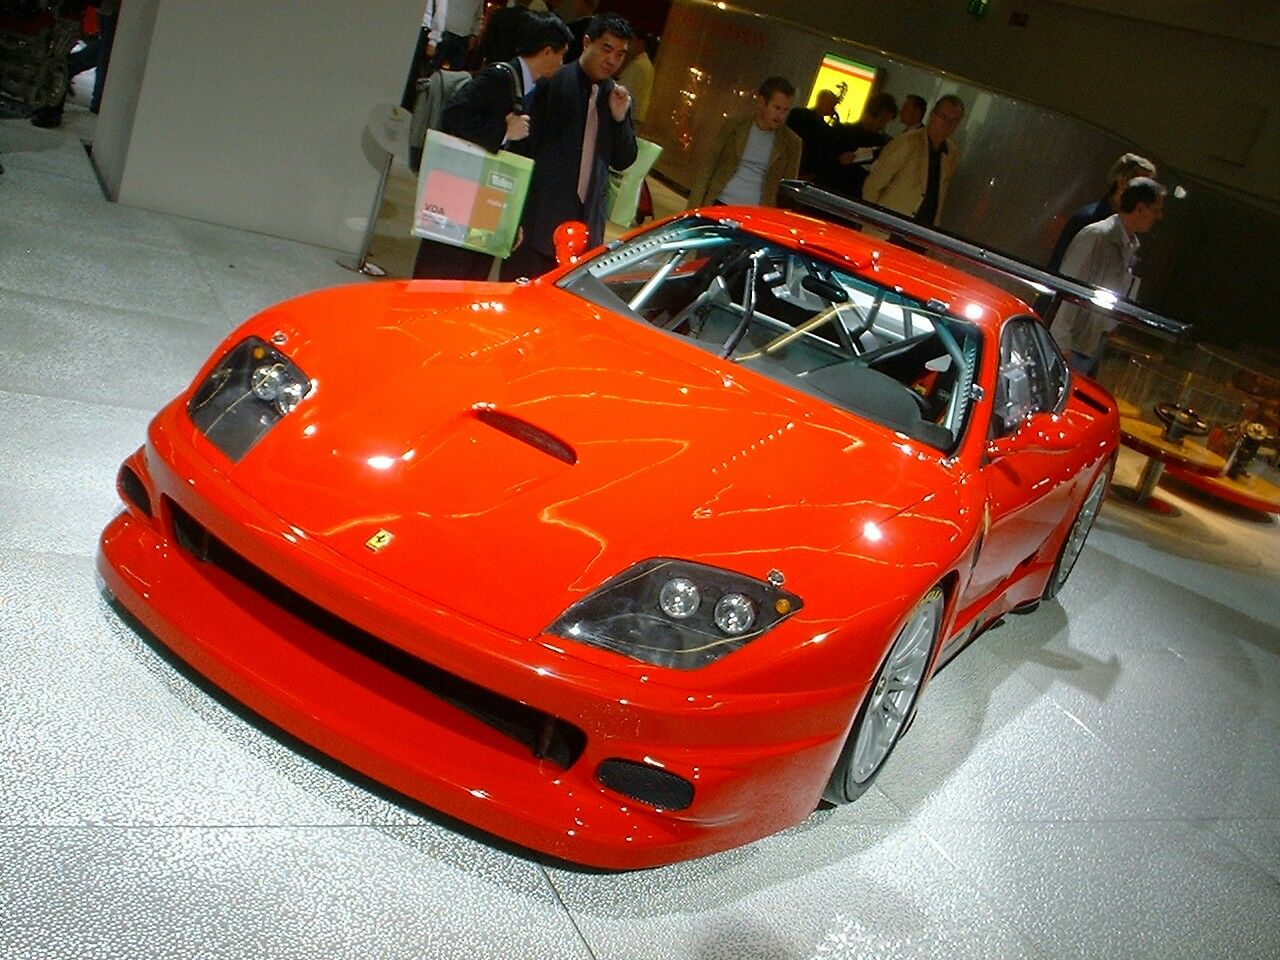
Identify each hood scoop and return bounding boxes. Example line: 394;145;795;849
472;405;577;466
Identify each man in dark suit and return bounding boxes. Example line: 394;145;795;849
822;91;898;200
500;13;638;280
413;13;573;280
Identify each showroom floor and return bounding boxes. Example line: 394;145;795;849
2;108;1279;960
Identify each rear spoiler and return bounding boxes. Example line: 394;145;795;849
778;180;1190;342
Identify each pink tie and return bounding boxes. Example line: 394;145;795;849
578;84;599;204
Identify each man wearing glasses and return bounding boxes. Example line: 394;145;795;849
862;94;965;226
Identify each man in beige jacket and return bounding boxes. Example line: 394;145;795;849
862;94;965;225
687;76;802;209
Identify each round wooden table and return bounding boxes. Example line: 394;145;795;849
1115;417;1227;512
1165;465;1280;515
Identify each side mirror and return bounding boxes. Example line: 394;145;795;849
986;412;1074;460
553;221;590;266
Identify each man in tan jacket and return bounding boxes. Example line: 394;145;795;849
687;76;803;209
862;94;965;225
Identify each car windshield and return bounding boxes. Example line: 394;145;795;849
557;216;981;451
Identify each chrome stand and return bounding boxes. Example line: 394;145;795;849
336;150;393;278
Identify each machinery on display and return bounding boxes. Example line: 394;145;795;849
1224;422;1278;481
1154;401;1210;445
0;0;84;117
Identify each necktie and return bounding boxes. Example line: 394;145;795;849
577;84;599;204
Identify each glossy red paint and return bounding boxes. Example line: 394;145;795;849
98;207;1119;867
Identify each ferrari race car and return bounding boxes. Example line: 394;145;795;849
99;194;1121;868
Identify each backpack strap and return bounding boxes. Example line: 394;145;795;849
494;61;524;114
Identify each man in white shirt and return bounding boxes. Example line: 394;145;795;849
888;94;926;138
687;76;802;209
422;0;486;71
1049;178;1166;376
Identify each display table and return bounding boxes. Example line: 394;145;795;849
1164;465;1280;515
1115;416;1227;512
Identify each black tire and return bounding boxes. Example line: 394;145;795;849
1041;461;1112;601
823;587;945;804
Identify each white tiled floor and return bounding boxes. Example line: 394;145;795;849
3;109;1279;960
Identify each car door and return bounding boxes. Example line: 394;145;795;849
964;317;1081;604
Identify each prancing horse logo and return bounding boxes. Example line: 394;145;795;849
365;529;394;552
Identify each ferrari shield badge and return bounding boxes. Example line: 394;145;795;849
365;529;394;552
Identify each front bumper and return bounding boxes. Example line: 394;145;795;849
97;413;857;868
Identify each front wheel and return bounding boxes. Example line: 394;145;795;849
1042;462;1111;601
823;587;945;804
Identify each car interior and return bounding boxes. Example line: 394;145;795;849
559;219;983;452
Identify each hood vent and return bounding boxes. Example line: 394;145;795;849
472;406;577;465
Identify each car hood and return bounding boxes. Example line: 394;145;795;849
223;282;956;638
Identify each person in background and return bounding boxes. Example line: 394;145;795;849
891;94;926;137
786;88;840;179
402;0;483;108
862;93;964;225
686;76;801;209
499;13;637;280
1049;177;1166;376
413;13;573;280
425;0;486;72
558;0;601;63
1047;152;1157;273
477;0;538;66
821;91;897;199
618;30;657;128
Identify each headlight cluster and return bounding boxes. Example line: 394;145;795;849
187;336;312;461
547;559;802;670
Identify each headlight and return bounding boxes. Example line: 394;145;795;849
547;558;802;670
713;593;755;635
188;337;312;461
658;577;700;619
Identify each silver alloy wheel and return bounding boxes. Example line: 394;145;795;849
1051;468;1108;593
850;589;944;784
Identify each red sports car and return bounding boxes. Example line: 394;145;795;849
99;202;1118;868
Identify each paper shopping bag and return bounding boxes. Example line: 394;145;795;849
413;130;534;259
606;137;663;227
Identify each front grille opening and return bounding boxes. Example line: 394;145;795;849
166;499;587;769
118;464;152;517
596;758;694;810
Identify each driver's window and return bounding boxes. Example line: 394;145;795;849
993;319;1051;436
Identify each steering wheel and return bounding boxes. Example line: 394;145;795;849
1154;401;1210;442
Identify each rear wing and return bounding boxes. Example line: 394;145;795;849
778;180;1190;342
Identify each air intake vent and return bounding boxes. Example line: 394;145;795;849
1072;389;1111;415
473;406;577;464
596;758;695;810
117;464;152;517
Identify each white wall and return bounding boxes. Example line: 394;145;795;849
731;0;1280;212
94;0;422;253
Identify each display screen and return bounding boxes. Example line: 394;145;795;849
806;53;878;125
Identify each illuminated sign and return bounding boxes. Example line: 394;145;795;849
806;54;878;125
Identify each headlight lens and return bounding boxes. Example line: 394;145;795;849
658;577;701;619
188;337;312;461
713;593;755;635
547;558;802;670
